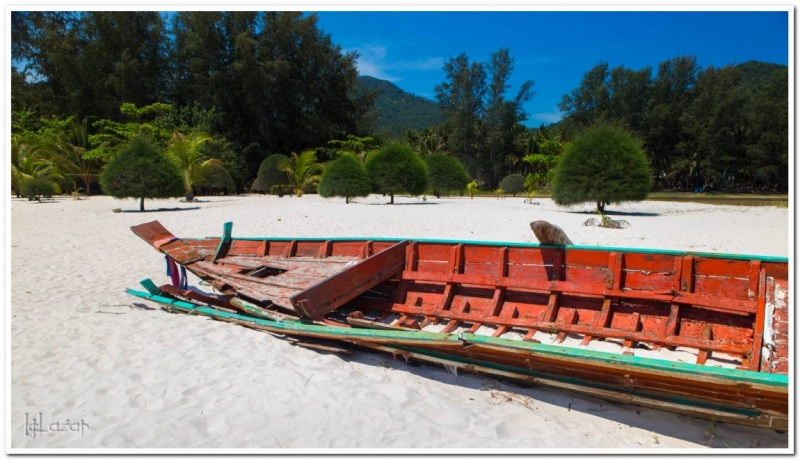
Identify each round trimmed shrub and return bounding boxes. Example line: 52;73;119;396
318;154;372;204
20;177;61;200
499;173;526;196
425;154;469;198
99;137;185;211
252;154;289;195
552;124;650;212
197;163;236;193
365;143;428;204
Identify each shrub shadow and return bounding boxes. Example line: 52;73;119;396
563;209;660;217
364;202;439;206
119;207;200;213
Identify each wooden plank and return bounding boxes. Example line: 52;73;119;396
290;241;409;320
379;302;752;355
581;297;611;346
680;255;694;293
696;324;713;365
317;240;332;258
555;310;578;344
653;304;680;351
400;270;757;314
283;240;297;258
347;316;420;331
622;312;641;349
749;267;767;371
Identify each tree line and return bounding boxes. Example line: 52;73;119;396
557;56;787;192
11;11;788;199
12;11;375;187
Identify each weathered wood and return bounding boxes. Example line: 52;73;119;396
291;241;409;320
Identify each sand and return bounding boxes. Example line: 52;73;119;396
9;194;790;451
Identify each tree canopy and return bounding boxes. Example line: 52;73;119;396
99;137;185;211
252;154;290;194
435;48;533;189
318;154;372;203
499;173;526;196
552;125;650;212
425;154;469;197
365;143;428;204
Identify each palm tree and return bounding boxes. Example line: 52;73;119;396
11;136;63;197
278;150;323;197
167;131;219;200
47;117;105;195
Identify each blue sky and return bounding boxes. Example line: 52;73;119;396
313;11;788;127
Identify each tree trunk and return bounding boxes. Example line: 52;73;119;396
140;196;145;212
390;193;394;204
596;200;605;213
346;196;349;204
83;178;91;196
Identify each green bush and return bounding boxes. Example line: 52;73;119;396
99;137;185;211
252;154;289;195
196;163;236;193
425;154;469;198
499;173;526;196
365;143;428;204
466;180;478;199
20;177;61;200
318;155;372;204
552;124;650;212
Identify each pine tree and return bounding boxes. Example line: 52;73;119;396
366;143;428;204
318;154;372;204
99;137;184;211
552;125;650;212
425;154;468;198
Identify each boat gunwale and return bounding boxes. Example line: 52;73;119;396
185;235;789;264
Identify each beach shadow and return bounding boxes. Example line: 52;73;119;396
365;202;439;206
130;302;156;311
325;344;786;448
564;210;660;217
118;207;200;213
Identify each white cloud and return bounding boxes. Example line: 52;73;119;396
348;43;442;82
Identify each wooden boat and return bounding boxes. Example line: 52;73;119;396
128;220;789;430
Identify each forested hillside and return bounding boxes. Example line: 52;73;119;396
357;76;442;138
11;11;788;195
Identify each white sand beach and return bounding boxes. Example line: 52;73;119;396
9;194;790;450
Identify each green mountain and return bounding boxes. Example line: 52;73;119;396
734;60;787;95
358;76;442;138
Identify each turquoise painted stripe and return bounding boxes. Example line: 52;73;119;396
462;333;788;387
387;345;762;418
127;288;786;388
126;289;460;343
213;221;233;261
190;235;787;263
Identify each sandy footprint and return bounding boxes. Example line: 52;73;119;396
129;391;165;412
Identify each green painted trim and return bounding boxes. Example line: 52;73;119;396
461;333;788;387
139;278;160;295
189;234;787;263
126;289;460;343
387;345;762;418
213;221;233;261
127;289;786;388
